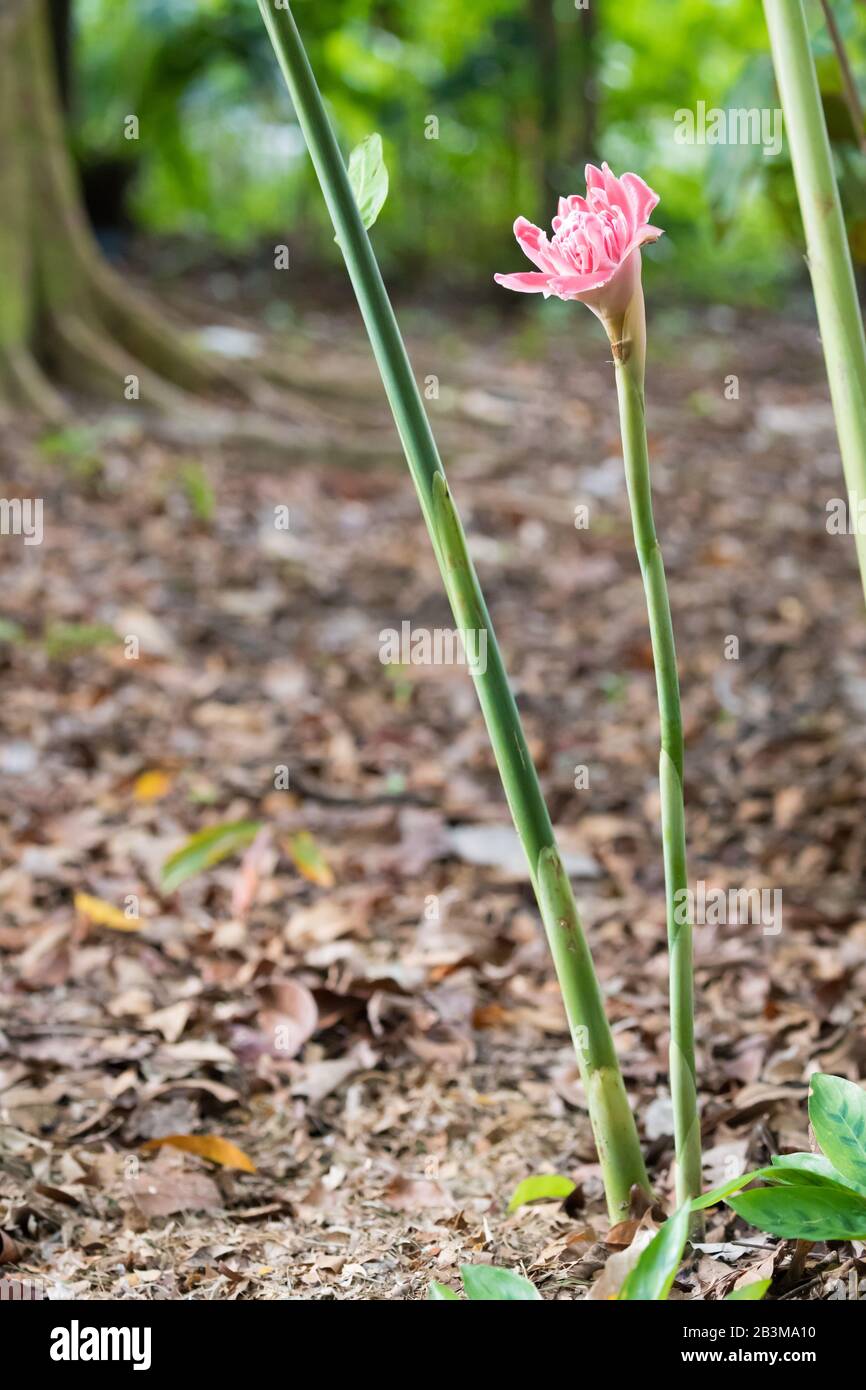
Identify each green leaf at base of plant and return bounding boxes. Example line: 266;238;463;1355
428;1281;459;1300
507;1174;576;1214
808;1074;866;1195
728;1184;866;1241
459;1264;541;1301
618;1202;691;1301
692;1169;767;1211
770;1151;856;1188
771;1152;837;1178
692;1158;855;1213
726;1278;771;1301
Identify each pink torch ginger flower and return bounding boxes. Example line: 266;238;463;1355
495;163;662;341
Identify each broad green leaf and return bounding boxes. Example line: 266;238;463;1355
345;133;388;233
459;1264;541;1301
162;820;263;892
691;1159;847;1213
726;1279;771;1302
618;1202;691;1301
728;1185;866;1241
808;1074;866;1195
507;1174;576;1214
771;1152;858;1189
428;1281;459;1301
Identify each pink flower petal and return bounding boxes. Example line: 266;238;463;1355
601;162;633;233
513;217;550;270
547;266;618;298
493;271;555;295
624;224;664;259
582;214;609;266
621;172;661;228
559;193;590;218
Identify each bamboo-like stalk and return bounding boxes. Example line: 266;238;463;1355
764;0;866;607
818;0;866;159
610;289;702;1208
256;0;650;1218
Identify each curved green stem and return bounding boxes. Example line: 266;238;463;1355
257;0;650;1219
611;289;702;1207
764;0;866;608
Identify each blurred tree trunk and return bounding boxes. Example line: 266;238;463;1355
556;3;599;181
48;0;72;110
527;0;600;213
0;0;218;416
529;0;560;213
575;1;599;167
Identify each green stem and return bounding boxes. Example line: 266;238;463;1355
764;0;866;607
610;290;702;1207
257;0;650;1219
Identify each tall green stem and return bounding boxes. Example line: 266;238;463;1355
610;290;702;1207
764;0;866;607
257;0;649;1219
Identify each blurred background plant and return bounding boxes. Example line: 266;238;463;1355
67;0;866;307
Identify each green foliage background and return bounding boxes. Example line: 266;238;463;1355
74;0;866;303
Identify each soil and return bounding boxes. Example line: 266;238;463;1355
0;290;864;1300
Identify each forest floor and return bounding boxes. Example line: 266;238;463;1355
1;286;865;1300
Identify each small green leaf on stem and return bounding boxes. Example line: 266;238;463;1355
341;133;388;237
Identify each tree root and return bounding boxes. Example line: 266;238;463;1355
0;0;263;424
86;255;248;400
2;347;69;423
52;314;200;415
